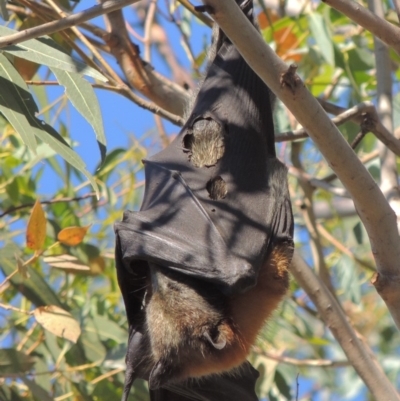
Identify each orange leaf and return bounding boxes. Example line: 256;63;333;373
57;225;90;246
258;11;303;62
26;200;46;251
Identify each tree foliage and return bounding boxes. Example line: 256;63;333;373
1;0;400;400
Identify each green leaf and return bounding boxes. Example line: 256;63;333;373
353;221;363;245
20;378;54;401
0;54;99;195
96;148;125;179
51;67;106;163
0;244;66;308
0;26;107;82
33;355;52;393
347;48;374;71
0;386;25;401
70;316;107;363
92;314;127;343
0;54;37;152
0;349;35;374
274;369;292;399
308;13;334;65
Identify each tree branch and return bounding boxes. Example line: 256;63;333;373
177;0;214;27
290;252;400;401
288;166;349;197
254;348;350;368
202;0;400;330
321;0;400;57
0;0;142;49
0;193;97;218
102;3;190;116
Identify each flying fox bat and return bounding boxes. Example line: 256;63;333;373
114;0;294;399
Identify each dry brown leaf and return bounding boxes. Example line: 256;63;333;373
44;254;90;272
33;305;81;343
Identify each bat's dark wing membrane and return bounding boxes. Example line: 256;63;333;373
114;24;292;295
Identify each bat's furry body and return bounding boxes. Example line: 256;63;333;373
145;242;292;389
114;0;294;399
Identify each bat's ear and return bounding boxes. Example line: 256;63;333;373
148;358;181;390
203;329;227;350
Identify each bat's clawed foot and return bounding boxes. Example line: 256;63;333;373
280;64;301;95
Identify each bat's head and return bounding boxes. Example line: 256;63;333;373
144;264;248;389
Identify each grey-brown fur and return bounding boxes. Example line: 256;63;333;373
183;118;225;168
145;265;235;389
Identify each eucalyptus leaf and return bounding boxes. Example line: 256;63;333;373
0;349;35;374
0;244;66;308
92;314;127;343
308;13;334;65
0;54;37;152
0;26;107;82
0;53;99;194
20;377;55;401
51;67;106;162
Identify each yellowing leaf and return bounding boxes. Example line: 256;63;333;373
57;225;90;246
33;305;81;343
26;200;46;250
88;255;106;275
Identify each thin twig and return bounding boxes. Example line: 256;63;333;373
321;0;400;57
177;0;213;27
94;83;185;126
0;0;142;48
144;0;157;62
103;4;189;116
254;348;350;368
0;269;18;290
90;367;124;385
291;142;337;297
0;302;32;315
317;223;376;271
0;192;97;218
288;166;349;197
19;0;101;73
44;0;123;82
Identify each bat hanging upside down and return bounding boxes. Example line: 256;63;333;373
114;0;294;399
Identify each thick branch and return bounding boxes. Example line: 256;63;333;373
0;0;142;48
368;0;400;329
290;252;400;401
102;4;189;116
202;0;400;330
321;0;400;57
